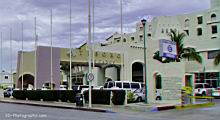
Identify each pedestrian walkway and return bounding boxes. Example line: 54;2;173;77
0;98;214;113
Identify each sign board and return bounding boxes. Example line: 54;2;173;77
87;73;94;81
159;39;177;59
161;77;182;100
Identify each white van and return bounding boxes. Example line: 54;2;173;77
103;81;143;91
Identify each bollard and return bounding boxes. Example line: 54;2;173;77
181;90;185;107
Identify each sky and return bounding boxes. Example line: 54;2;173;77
0;0;210;72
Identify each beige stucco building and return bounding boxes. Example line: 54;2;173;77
16;0;220;103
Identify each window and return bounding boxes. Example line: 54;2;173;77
161;29;164;33
211;14;216;21
131;83;140;89
184;30;189;36
147;34;151;37
197;28;202;36
197;16;203;24
156;75;162;89
4;75;9;79
185;19;190;27
195;84;203;89
123;82;130;88
166;29;169;33
123;38;126;42
108;82;114;88
139;35;143;41
131;37;135;41
212;25;218;34
205;84;211;88
208;50;220;59
140;26;143;31
104;83;108;88
148;25;152;31
116;82;122;88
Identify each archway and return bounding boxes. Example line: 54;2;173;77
132;62;143;83
17;74;34;89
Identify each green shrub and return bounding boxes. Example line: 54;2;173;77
26;90;41;101
65;90;80;103
127;91;135;103
12;90;26;100
83;90;111;105
41;90;59;101
111;90;126;105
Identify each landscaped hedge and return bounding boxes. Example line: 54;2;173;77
13;90;80;103
12;90;26;100
26;90;41;101
84;90;111;105
41;90;59;101
111;90;126;105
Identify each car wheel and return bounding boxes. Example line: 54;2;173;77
137;97;142;102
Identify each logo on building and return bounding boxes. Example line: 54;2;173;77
159;39;177;59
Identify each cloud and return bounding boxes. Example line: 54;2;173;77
0;0;210;72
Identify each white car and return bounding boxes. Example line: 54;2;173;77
194;83;213;96
59;85;67;90
133;88;145;102
212;87;220;98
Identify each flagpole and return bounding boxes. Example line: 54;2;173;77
0;32;2;85
10;28;13;88
50;9;53;90
88;0;92;108
69;0;72;90
120;0;125;81
92;0;95;70
21;23;24;90
34;17;37;90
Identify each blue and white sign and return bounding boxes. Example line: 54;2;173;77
159;39;177;59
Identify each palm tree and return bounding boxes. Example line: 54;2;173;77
153;29;202;63
181;47;202;63
214;53;220;66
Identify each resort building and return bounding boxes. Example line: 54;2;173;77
15;0;220;102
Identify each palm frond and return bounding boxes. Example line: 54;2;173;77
214;53;220;66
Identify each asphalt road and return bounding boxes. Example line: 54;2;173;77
0;99;220;120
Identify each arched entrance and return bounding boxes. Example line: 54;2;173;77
132;62;144;83
17;74;34;89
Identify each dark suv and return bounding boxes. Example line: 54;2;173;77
4;88;13;97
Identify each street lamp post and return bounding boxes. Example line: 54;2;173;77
141;19;148;104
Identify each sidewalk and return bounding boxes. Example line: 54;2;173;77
0;98;179;113
0;98;214;113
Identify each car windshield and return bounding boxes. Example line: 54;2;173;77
195;84;203;89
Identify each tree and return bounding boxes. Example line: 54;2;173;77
153;29;202;64
214;52;220;66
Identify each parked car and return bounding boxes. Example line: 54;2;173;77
72;85;95;93
59;85;67;90
103;81;142;91
194;83;213;96
212;87;220;98
133;88;145;102
4;88;13;97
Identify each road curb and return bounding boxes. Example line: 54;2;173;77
175;102;215;109
151;105;176;112
0;100;115;113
